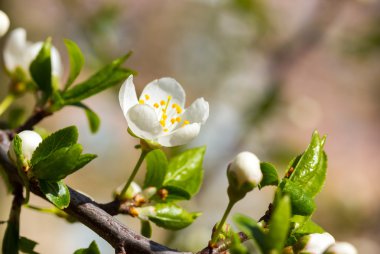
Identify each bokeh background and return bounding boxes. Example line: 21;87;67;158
1;0;379;253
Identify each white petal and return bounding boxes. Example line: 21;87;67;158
51;46;63;78
141;77;186;108
126;104;162;140
157;123;200;147
182;97;209;124
0;10;10;37
119;75;138;115
3;28;29;72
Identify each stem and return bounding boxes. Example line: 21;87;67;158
210;200;235;245
0;94;15;116
119;150;148;199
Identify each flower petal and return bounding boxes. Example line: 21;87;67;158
27;42;63;78
140;77;186;108
126;104;162;140
3;28;29;72
119;75;138;116
157;123;200;147
182;97;209;124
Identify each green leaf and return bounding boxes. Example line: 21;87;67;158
162;146;206;200
281;180;315;216
10;135;30;202
62;53;134;104
29;38;52;97
32;144;84;181
31;126;78;166
2;221;19;254
288;131;327;197
259;162;279;189
229;232;249;254
64;39;84;90
72;103;101;133
73;241;100;254
39;180;70;209
148;203;200;230
265;196;291;253
233;214;265;252
19;236;39;254
287;215;324;245
140;220;152;238
144;149;168;189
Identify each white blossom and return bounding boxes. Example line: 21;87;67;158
9;130;42;163
228;151;262;187
299;233;336;254
0;10;10;37
323;242;357;254
119;75;209;147
3;28;62;78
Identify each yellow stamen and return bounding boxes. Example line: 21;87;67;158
183;120;190;126
164;128;168;132
172;103;178;109
164;96;172;112
160;120;166;127
144;94;150;100
176;117;181;122
154;103;159;108
162;114;167;120
160;100;166;106
170;118;176;124
176;107;182;114
139;99;145;104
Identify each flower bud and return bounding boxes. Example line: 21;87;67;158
323;242;357;254
227;151;262;202
9;130;42;165
295;233;335;254
0;10;10;37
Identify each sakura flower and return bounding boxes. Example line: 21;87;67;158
119;75;209;147
3;28;62;78
0;10;10;37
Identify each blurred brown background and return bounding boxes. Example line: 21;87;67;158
0;0;379;253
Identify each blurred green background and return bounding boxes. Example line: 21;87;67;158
0;0;379;253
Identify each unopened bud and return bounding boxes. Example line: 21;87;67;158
9;131;42;165
295;233;335;254
114;181;142;201
0;10;10;37
323;242;357;254
227;151;262;202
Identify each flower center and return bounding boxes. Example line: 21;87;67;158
141;94;190;132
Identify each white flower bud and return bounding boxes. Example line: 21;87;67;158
324;242;357;254
9;130;42;163
0;10;10;37
113;181;142;200
298;233;335;254
228;151;262;187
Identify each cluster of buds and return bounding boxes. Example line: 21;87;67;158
295;233;357;254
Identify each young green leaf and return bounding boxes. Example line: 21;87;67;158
162;146;206;200
264;196;291;253
288;131;327;198
2;221;19;254
29;38;52;97
281;180;315;216
73;241;100;254
287;215;325;245
62;53;134;104
229;232;249;254
259;162;279;189
39;180;70;209
64;39;84;90
32;144;84;181
19;236;39;254
148;203;200;230
140;220;152;238
30;126;78;166
72;103;101;133
233;214;266;252
144;149;168;189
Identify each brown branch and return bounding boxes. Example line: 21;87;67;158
15;108;52;133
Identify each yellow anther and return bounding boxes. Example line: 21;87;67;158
139;99;145;104
160;100;166;106
144;94;150;100
154;103;159;108
183;120;190;126
172;103;178;109
176;107;182;114
160;120;166;127
170;118;176;124
168;95;172;100
164;128;169;132
162;114;168;120
176;117;181;122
